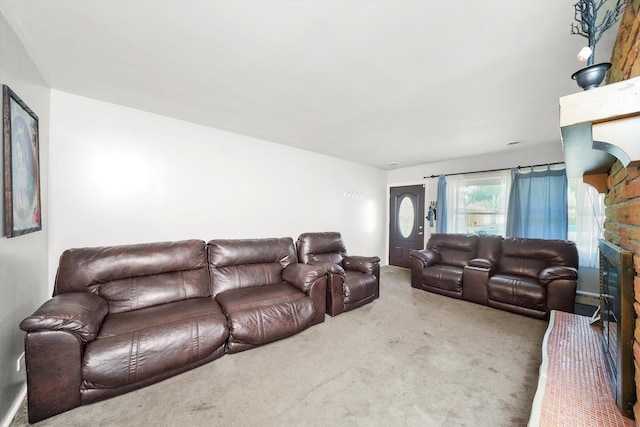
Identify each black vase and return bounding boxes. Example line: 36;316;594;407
571;63;611;90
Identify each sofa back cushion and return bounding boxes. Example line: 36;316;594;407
426;233;479;268
477;234;503;266
54;240;209;314
497;238;579;279
207;237;297;296
296;232;347;266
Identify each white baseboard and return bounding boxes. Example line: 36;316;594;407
1;382;26;427
575;292;600;307
576;290;599;298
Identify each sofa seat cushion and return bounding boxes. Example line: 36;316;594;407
343;271;378;304
487;275;546;312
421;265;464;293
82;298;228;389
216;282;315;351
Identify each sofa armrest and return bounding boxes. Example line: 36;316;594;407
307;261;345;277
343;255;380;275
282;263;328;293
462;265;490;305
539;266;579;285
24;331;84;423
20;292;108;343
468;258;494;269
409;249;441;267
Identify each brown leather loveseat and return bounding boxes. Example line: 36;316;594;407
20;237;327;423
410;233;579;319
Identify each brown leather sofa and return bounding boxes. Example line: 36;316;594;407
410;233;579;320
296;232;380;316
19;238;327;423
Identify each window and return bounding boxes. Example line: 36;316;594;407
443;170;511;236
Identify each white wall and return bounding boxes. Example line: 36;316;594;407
388;141;565;201
48;91;387;288
0;12;50;427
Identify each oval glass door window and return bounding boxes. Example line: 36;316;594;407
398;196;415;238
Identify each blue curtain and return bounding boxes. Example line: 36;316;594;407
436;174;447;233
506;167;568;239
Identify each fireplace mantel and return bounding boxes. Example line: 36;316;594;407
560;75;640;192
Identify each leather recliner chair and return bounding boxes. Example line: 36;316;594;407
207;237;327;353
296;232;380;316
19;240;230;423
484;237;579;319
410;233;479;299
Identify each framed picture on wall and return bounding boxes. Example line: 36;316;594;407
2;85;42;237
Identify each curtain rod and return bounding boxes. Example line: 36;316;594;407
423;162;565;179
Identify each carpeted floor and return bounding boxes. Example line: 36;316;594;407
11;266;548;427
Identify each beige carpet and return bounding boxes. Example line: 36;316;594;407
11;266;547;427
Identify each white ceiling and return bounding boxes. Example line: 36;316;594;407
0;0;620;170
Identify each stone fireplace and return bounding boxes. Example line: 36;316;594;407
561;82;640;418
604;160;640;420
559;2;640;420
599;231;635;417
561;87;640;421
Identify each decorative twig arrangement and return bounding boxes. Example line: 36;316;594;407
571;0;627;65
